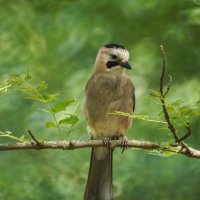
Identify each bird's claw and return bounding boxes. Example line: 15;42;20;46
120;135;128;153
67;141;75;150
102;137;111;149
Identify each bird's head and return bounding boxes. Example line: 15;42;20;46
94;43;132;74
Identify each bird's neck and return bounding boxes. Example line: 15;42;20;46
110;67;125;75
94;60;106;72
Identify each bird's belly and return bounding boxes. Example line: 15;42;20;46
88;115;132;139
86;99;133;138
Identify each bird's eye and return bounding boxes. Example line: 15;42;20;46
110;54;117;60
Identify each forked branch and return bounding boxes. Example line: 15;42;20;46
159;45;192;151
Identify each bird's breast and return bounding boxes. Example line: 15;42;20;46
85;72;133;137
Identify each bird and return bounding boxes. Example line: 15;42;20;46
84;43;135;200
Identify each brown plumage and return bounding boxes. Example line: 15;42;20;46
84;44;135;200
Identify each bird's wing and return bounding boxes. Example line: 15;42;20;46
132;87;136;112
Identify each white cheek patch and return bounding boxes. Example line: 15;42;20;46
111;48;129;61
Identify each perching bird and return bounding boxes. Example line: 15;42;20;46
84;43;135;200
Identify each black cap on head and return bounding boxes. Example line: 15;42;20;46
104;43;125;49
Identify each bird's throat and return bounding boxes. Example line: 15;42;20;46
110;67;125;75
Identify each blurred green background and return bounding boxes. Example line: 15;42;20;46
0;0;200;199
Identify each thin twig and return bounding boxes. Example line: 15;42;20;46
164;75;172;97
160;45;167;96
28;130;41;145
177;123;192;142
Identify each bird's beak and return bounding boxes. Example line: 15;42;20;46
119;61;132;70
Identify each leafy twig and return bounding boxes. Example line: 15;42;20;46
0;131;28;142
0;72;79;139
26;81;63;138
159;45;192;153
160;45;179;142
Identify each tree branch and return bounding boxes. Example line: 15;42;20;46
0;139;200;158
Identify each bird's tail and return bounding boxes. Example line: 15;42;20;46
84;147;113;200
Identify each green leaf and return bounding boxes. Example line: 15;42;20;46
133;114;166;123
36;81;48;91
24;71;32;81
59;115;79;125
4;131;12;135
146;149;177;157
8;74;24;86
52;99;75;113
0;84;12;92
0;131;28;142
18;81;47;94
8;72;30;84
149;89;161;98
109;111;132;117
171;100;184;106
166;105;176;113
196;100;200;107
45;121;57;128
42;94;59;102
109;112;167;124
38;108;52;114
26;93;59;102
19;86;35;93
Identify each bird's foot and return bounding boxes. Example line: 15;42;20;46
102;137;111;149
120;135;129;153
111;136;119;140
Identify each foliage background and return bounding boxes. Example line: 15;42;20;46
0;0;200;199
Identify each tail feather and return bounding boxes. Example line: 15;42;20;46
84;147;113;200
